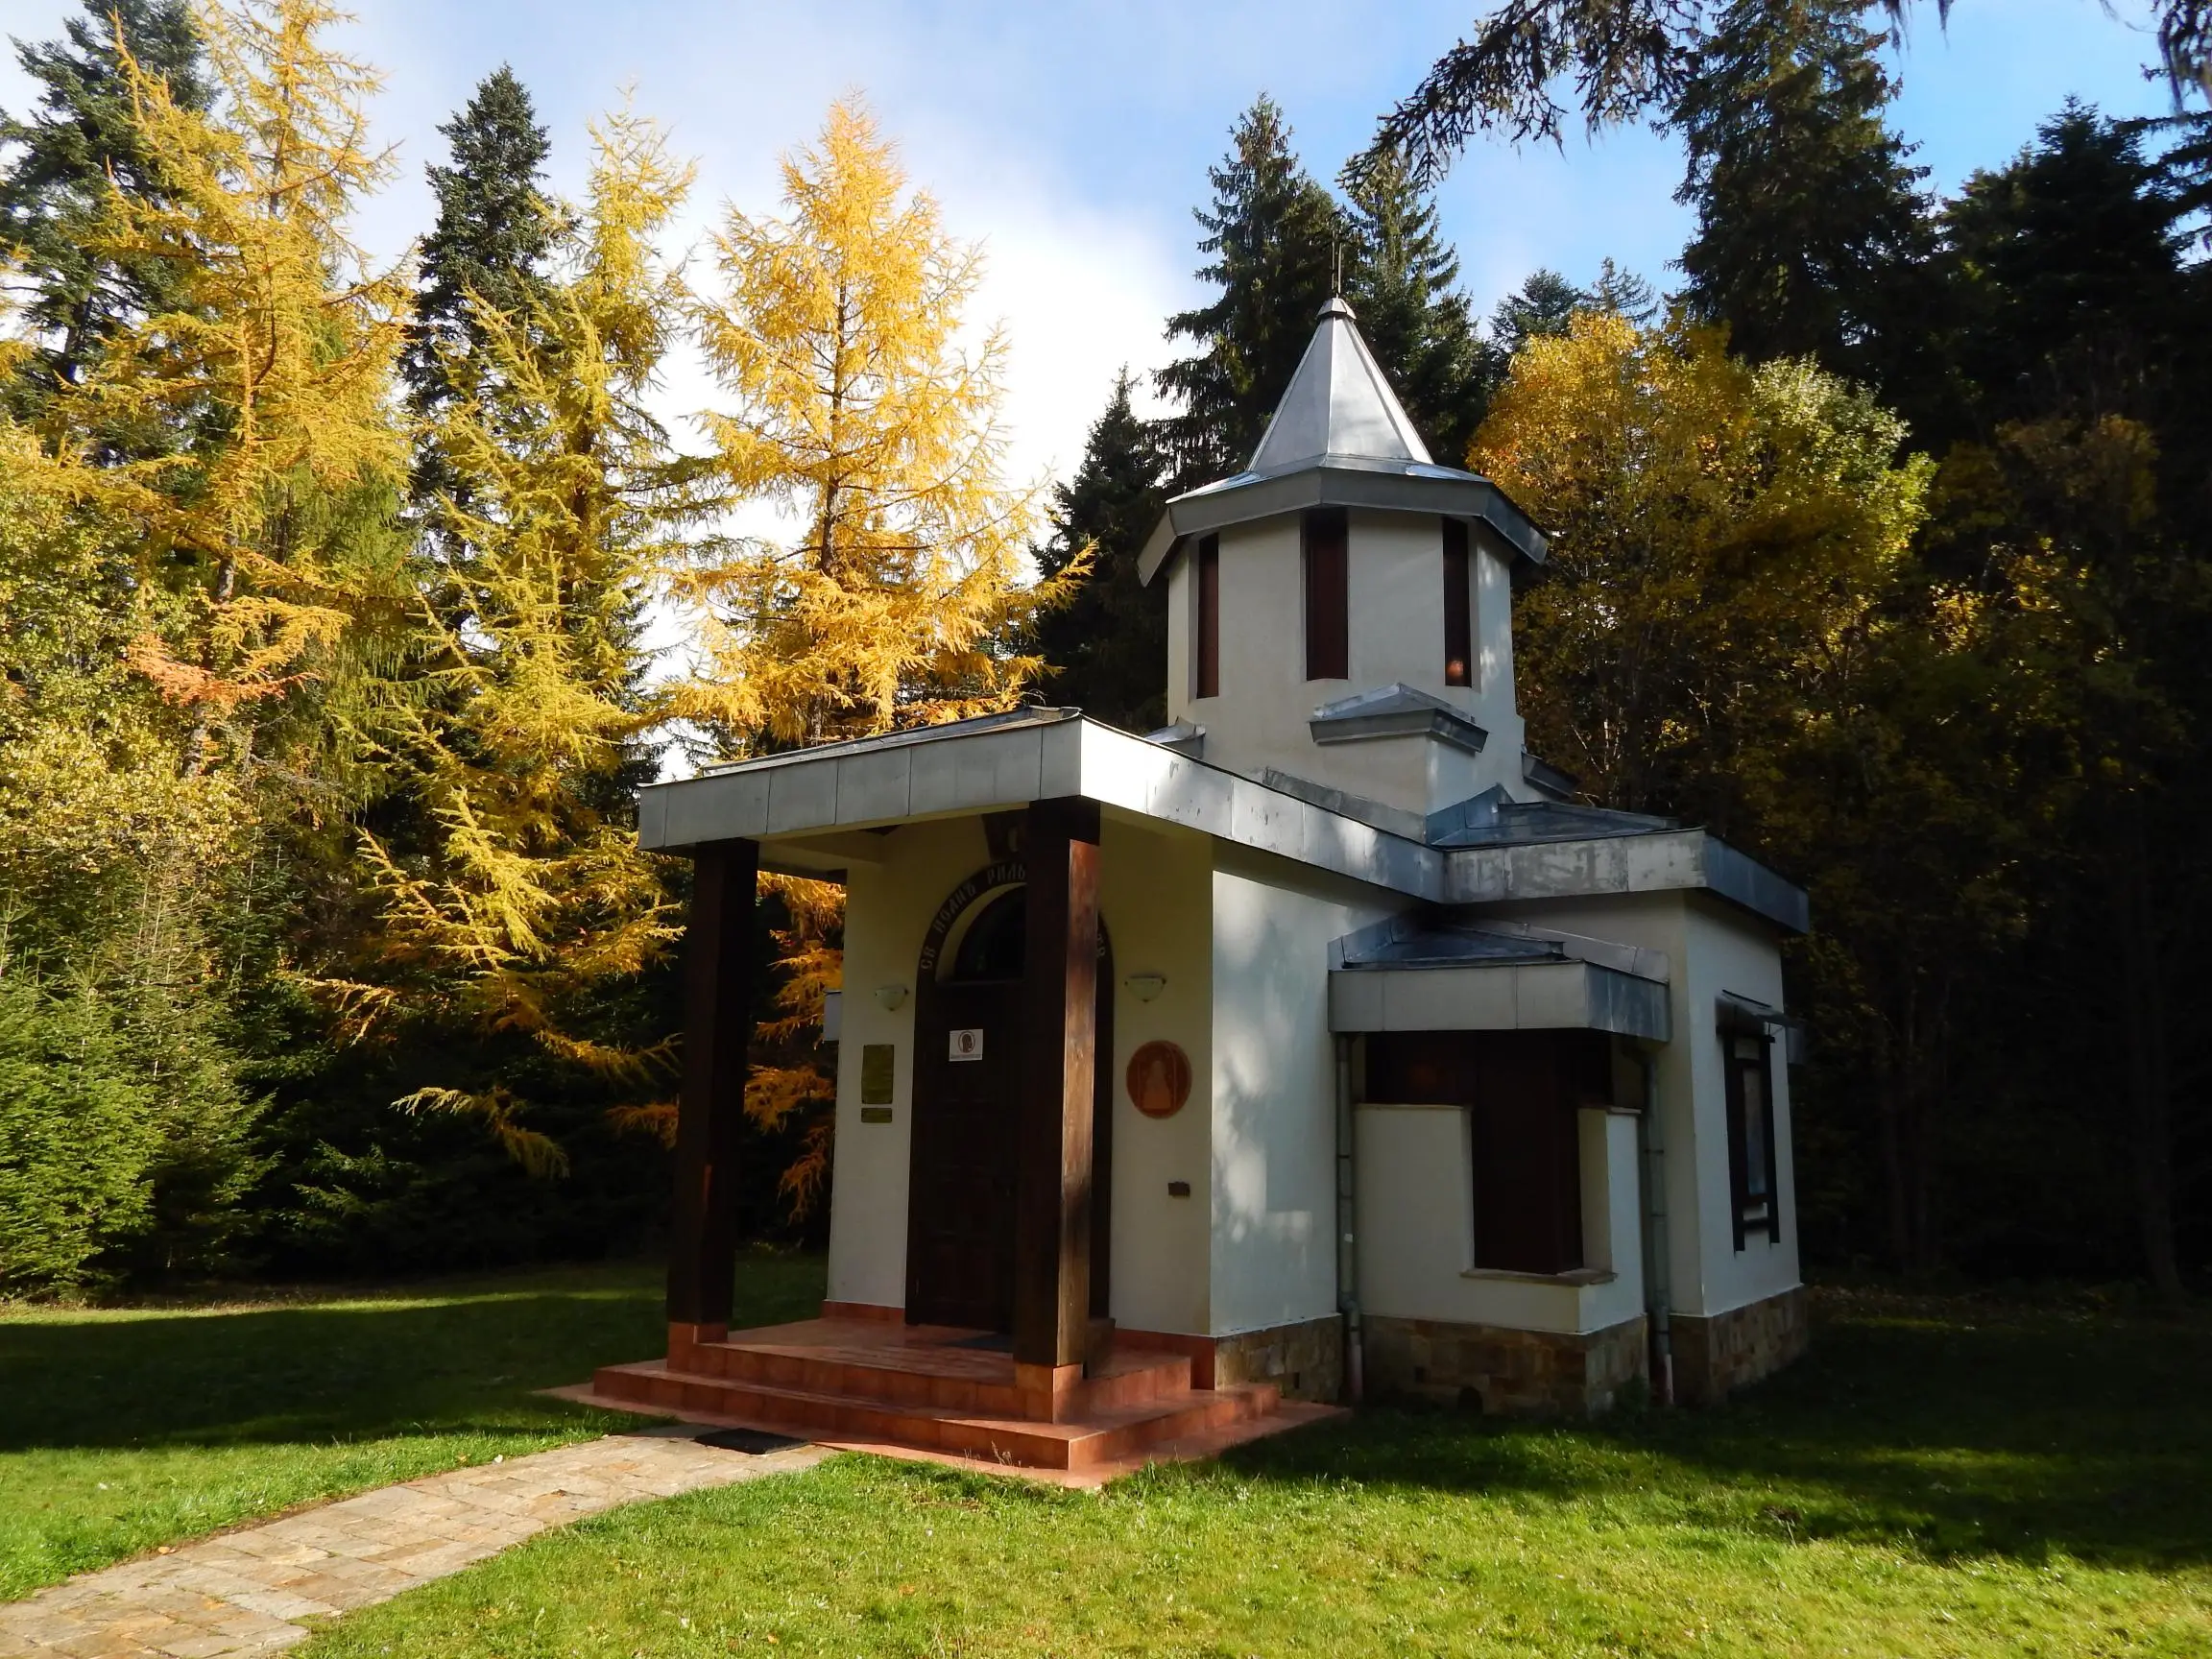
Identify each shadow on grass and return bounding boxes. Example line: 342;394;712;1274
0;1254;825;1455
1221;1295;2212;1572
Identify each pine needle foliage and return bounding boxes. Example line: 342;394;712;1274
16;0;410;765
678;97;1071;755
340;109;700;1177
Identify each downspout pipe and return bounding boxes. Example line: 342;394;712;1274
1334;1033;1364;1405
1639;1045;1675;1407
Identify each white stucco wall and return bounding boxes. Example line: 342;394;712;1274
1679;897;1802;1314
1354;1100;1643;1335
1097;813;1216;1335
1163;511;1527;813
1208;848;1400;1337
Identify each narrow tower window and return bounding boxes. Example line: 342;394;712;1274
1443;517;1473;687
1304;508;1348;681
1195;534;1220;699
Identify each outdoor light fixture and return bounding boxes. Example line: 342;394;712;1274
1123;972;1167;1003
874;983;908;1012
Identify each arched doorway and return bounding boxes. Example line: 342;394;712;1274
904;875;1114;1331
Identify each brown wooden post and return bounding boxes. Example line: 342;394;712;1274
1013;797;1100;1409
666;838;758;1362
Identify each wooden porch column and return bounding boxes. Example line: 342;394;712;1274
666;838;758;1356
1013;797;1100;1396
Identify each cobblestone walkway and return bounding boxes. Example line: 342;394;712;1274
0;1428;830;1658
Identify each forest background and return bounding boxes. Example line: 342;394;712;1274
1;0;2208;1298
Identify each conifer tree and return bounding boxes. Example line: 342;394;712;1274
1156;97;1344;484
1030;372;1168;732
680;97;1070;751
18;0;411;763
0;0;210;416
401;66;557;534
1669;0;1935;386
1338;147;1487;463
341;109;696;1175
1488;269;1586;356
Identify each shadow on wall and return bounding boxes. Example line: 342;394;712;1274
0;1255;827;1455
1214;1288;2212;1573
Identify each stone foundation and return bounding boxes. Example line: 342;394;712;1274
1118;1314;1345;1403
1670;1285;1809;1406
1360;1312;1648;1417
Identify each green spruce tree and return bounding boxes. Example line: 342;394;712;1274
1156;97;1344;484
1488;269;1586;356
0;0;209;418
1338;147;1487;464
1030;372;1168;732
1668;0;1935;385
402;67;558;529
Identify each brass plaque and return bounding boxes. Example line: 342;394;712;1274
860;1106;894;1124
859;1043;895;1105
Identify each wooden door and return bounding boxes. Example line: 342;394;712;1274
905;978;1022;1330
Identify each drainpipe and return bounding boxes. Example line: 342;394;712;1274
1639;1045;1675;1407
1334;1032;1364;1405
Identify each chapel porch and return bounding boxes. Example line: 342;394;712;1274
563;1312;1334;1483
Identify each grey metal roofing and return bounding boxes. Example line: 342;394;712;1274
1310;682;1488;757
694;706;1080;775
1425;784;1676;849
1137;299;1548;585
636;710;1811;936
1248;296;1431;471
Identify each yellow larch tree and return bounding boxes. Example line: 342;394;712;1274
674;97;1079;1213
19;0;411;773
335;109;701;1174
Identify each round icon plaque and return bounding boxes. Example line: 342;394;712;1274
1126;1040;1193;1119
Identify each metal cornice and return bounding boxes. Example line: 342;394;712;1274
1137;463;1548;585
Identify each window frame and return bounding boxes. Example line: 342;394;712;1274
1720;1022;1783;1250
1194;533;1220;699
1442;517;1473;688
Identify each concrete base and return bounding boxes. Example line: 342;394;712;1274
1361;1312;1648;1416
1671;1285;1809;1406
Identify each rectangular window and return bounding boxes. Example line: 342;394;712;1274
1195;534;1219;699
1303;508;1348;681
1722;1029;1782;1248
1442;517;1472;687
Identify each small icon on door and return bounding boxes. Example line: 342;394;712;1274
948;1027;984;1062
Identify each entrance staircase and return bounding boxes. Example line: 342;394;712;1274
566;1315;1316;1477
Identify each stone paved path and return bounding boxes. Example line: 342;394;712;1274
0;1428;830;1658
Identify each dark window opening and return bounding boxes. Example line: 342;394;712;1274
1442;517;1472;687
949;889;1026;981
1722;1028;1782;1249
1365;1029;1611;1276
1304;508;1348;681
1195;534;1220;699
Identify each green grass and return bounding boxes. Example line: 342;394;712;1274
299;1286;2212;1658
0;1251;825;1600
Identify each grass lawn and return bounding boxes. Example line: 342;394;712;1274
298;1285;2212;1658
0;1251;824;1600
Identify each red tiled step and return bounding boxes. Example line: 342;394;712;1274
585;1358;1280;1471
681;1319;1194;1418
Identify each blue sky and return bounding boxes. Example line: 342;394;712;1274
0;0;2190;484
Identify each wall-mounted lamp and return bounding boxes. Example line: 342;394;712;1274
1123;972;1167;1003
874;983;908;1012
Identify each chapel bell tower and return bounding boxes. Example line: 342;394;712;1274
1137;299;1560;830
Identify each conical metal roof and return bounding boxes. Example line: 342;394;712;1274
1247;297;1432;472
